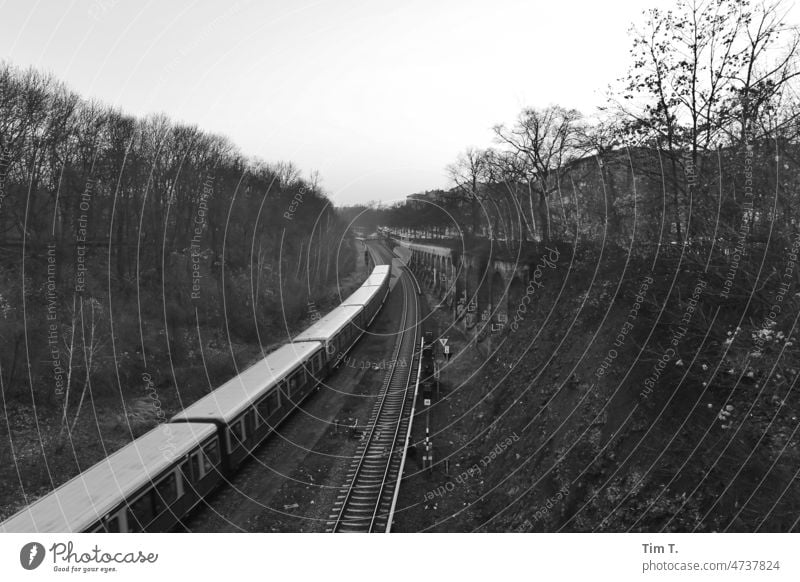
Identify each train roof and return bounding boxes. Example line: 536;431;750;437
362;270;390;287
293;305;362;343
0;423;216;533
340;284;382;307
171;341;322;424
372;264;391;274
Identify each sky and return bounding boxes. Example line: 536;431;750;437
2;0;789;206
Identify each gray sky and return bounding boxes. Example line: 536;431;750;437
0;0;767;206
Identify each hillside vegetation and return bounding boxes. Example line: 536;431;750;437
397;238;799;532
0;63;357;518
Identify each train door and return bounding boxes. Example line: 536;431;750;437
257;389;279;430
344;321;354;353
227;416;246;455
266;389;280;421
226;413;252;470
278;379;290;411
244;409;256;447
331;336;342;365
182;438;222;504
314;349;324;385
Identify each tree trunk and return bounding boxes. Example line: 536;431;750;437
538;190;551;243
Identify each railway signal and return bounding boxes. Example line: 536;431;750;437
422;437;434;474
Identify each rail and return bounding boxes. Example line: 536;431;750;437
384;335;424;532
328;251;420;532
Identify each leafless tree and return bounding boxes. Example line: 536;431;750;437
493;105;587;243
615;0;800;240
446;147;490;237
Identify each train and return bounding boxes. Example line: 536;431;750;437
0;264;392;533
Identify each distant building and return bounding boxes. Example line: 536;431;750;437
406;189;463;208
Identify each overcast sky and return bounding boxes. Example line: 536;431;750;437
3;0;790;206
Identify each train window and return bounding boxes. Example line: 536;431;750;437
267;391;279;414
245;410;255;438
257;396;271;422
191;452;203;479
204;440;220;469
180;462;193;494
231;418;245;445
153;473;178;515
278;379;288;400
203;446;216;473
127;493;154;532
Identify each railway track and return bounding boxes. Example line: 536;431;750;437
328;255;420;533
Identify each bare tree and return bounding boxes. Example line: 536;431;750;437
493;105;586;243
481;148;532;245
58;296;105;437
446;147;490;237
616;0;800;240
270;160;301;188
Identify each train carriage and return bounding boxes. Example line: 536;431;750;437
362;269;390;288
170;341;324;474
366;264;391;291
341;269;390;327
292;305;364;369
0;423;219;533
341;285;382;328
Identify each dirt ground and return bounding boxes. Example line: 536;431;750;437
390;289;494;531
392;244;800;533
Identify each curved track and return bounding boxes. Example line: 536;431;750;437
328;245;421;532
